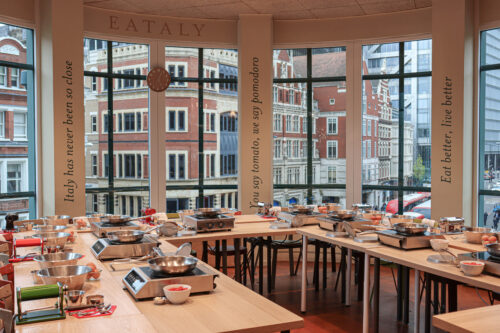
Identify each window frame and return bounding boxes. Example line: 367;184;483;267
361;40;432;214
273;48;347;200
478;28;500;226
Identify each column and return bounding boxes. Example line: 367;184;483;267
431;0;474;221
38;0;85;216
237;14;273;214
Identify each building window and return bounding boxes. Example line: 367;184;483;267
167;63;187;87
91;155;97;176
327;141;338;159
274;140;282;159
0;67;6;86
292;115;299;132
329;98;335;105
6;163;22;192
91;115;97;132
327;117;337;135
328;166;337;184
273;114;282;132
274;168;282;184
124;154;136;178
167;153;187;180
91;76;97;91
166;110;187;132
92;194;98;213
11;68;19;88
13;112;27;139
0;112;4;137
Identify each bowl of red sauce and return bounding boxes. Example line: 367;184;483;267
459;261;485;276
163;284;191;304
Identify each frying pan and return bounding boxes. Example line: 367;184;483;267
292;205;313;214
485;243;500;260
106;225;160;243
330;210;355;220
100;215;153;225
195;208;220;218
393;222;427;235
148;256;198;275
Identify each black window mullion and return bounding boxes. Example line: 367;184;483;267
198;48;204;207
397;42;405;214
106;40;114;214
306;49;313;204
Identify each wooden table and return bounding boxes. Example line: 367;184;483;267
296;227;383;313
363;246;500;333
235;214;277;223
92;235;304;333
165;222;298;293
433;304;500;333
12;229;304;332
445;234;486;253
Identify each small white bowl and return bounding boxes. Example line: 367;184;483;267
163;284;191;304
430;239;449;251
460;261;485;276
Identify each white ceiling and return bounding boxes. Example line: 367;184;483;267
84;0;432;20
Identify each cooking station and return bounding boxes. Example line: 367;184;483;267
277;211;321;227
91;221;141;238
376;229;445;250
123;265;218;300
91;235;160;260
183;209;235;233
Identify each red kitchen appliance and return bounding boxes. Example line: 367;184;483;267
9;238;44;263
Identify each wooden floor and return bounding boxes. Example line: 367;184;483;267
230;261;493;333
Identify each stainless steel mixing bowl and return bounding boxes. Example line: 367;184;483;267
33;252;84;269
37;265;92;290
32;232;71;249
43;215;71;225
33;225;67;233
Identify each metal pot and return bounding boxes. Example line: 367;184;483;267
33;252;84;269
106;225;159;243
37;265;92;290
485;243;500;259
463;227;496;244
393;222;427;235
148;256;198;275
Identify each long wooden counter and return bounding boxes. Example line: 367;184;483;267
13;228;304;332
433;304;500;333
164;221;296;243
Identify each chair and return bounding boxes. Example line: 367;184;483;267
268;236;336;291
270;236;302;289
208;240;248;284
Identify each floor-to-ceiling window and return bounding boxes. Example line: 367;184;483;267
84;39;150;216
0;23;36;223
272;48;347;207
362;40;432;215
479;28;500;228
164;47;238;212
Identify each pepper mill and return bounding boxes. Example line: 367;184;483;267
5;213;19;230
